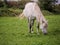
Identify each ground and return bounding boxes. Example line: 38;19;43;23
0;15;60;45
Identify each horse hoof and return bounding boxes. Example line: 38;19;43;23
31;31;34;33
37;33;40;35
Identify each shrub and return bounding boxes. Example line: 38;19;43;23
0;8;22;17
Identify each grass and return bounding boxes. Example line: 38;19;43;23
0;15;60;45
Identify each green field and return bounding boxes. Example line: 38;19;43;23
0;15;60;45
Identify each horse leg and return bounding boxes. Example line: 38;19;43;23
28;18;34;33
31;19;35;33
36;22;40;35
28;18;31;33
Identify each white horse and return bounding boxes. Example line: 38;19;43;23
20;2;48;35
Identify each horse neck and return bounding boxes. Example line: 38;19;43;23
39;14;47;24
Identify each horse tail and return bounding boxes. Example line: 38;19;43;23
19;12;25;19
